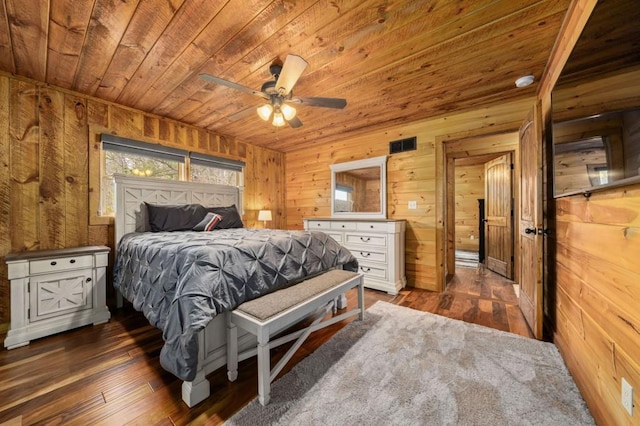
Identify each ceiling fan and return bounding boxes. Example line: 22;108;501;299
199;55;347;128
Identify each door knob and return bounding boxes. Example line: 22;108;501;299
524;228;536;234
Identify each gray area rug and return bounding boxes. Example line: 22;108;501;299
226;301;593;425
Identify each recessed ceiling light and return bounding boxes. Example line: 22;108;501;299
515;75;535;88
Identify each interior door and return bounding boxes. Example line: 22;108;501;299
519;105;544;339
484;153;513;279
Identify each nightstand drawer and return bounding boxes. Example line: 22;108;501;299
30;255;93;275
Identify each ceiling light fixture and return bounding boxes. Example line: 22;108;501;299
515;75;535;88
281;104;297;120
256;104;273;121
272;110;286;127
257;101;296;127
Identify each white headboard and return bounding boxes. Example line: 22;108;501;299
114;174;241;246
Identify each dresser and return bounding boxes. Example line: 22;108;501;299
4;246;111;349
304;218;406;294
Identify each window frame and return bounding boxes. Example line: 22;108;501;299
97;133;245;219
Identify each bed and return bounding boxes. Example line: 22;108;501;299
112;174;358;406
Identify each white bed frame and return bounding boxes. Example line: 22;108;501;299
114;174;255;407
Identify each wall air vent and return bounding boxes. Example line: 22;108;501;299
389;136;417;154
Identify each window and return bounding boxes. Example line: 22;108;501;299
335;189;349;201
335;184;353;201
189;152;243;187
100;134;244;216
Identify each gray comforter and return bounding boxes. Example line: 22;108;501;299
113;228;358;381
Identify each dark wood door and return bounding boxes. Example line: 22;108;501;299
519;105;544;339
484;153;513;279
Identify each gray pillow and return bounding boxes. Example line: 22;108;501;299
145;203;207;232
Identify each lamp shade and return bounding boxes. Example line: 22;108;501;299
256;104;273;121
281;104;297;120
258;210;272;222
272;111;285;127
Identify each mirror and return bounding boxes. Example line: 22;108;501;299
330;156;387;218
553;109;640;196
551;0;640;197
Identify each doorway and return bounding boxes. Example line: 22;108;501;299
436;131;520;291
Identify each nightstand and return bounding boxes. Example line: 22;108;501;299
4;246;111;349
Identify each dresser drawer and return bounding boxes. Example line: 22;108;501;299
30;255;94;275
306;220;331;230
345;233;387;247
356;222;387;232
325;232;343;243
352;248;386;263
357;263;388;280
330;221;357;231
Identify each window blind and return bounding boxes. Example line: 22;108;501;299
101;134;187;163
189;152;245;171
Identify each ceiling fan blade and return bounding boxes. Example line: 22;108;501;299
288;96;347;109
199;73;268;100
275;55;308;95
227;107;257;122
286;116;303;128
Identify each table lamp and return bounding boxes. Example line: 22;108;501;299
258;210;272;228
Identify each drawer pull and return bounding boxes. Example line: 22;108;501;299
360;237;371;242
70;259;76;264
86;277;92;282
316;223;321;227
360;252;371;257
370;225;374;229
360;266;371;273
51;261;57;266
341;225;345;228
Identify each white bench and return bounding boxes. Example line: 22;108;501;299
226;269;365;405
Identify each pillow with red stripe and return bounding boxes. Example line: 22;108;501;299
192;212;223;231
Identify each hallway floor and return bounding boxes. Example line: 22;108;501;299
393;265;533;338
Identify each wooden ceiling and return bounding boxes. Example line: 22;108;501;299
0;0;576;152
556;0;640;88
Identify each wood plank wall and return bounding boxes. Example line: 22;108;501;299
0;72;285;329
454;161;485;252
285;97;533;291
550;68;640;424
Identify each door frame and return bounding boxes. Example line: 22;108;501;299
436;131;520;292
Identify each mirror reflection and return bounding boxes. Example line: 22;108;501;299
553;109;640;196
330;155;387;218
334;167;381;213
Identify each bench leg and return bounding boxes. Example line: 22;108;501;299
227;318;238;381
357;279;365;320
257;339;271;406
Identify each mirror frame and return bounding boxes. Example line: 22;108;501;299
551;106;640;198
330;155;387;219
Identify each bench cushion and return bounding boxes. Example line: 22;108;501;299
235;269;358;321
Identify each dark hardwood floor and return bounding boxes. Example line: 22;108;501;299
0;267;532;425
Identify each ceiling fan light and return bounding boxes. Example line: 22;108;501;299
272;111;286;127
257;104;273;121
281;104;297;120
